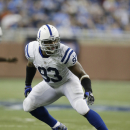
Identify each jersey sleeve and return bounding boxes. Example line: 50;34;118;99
25;42;35;62
61;47;77;67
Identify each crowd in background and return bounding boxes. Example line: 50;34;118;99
0;0;130;34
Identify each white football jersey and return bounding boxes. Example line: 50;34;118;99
25;41;78;88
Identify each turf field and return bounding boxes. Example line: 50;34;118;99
0;78;130;130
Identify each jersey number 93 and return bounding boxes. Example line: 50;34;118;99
38;67;62;82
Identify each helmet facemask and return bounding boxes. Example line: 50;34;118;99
38;36;60;55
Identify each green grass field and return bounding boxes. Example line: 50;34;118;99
0;78;130;130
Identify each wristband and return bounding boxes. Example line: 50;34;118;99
80;75;92;93
80;74;90;82
85;92;89;97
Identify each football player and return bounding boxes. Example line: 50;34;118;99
23;24;108;130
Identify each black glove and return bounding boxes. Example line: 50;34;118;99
84;91;95;105
24;85;32;97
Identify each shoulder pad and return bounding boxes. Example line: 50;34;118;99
25;41;37;62
61;44;77;67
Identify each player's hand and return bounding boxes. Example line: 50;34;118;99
24;86;32;97
84;92;95;105
7;57;18;63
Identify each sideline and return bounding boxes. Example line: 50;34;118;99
0;101;130;111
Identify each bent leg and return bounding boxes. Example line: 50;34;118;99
23;81;62;128
63;76;108;130
62;76;90;115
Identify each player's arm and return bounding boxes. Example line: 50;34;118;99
68;61;92;92
0;57;8;62
24;42;36;97
69;61;94;105
0;57;18;63
24;61;36;97
25;60;36;86
7;57;18;63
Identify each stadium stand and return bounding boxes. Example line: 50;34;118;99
0;0;130;34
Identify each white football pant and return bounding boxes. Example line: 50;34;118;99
23;76;90;115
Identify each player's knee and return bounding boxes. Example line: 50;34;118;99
74;99;89;115
23;98;34;112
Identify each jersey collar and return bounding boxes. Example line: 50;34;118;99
39;47;50;58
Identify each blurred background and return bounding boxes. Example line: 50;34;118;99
0;0;130;80
0;0;130;130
